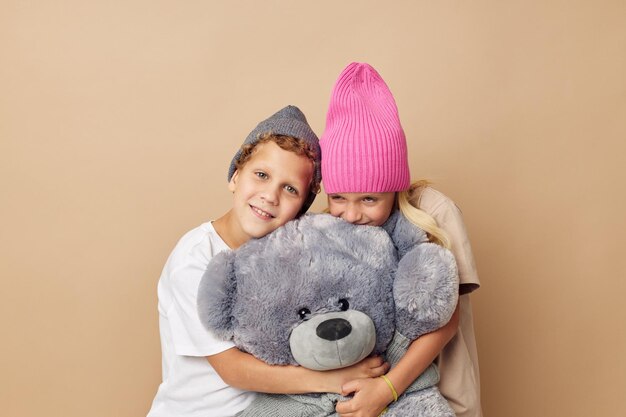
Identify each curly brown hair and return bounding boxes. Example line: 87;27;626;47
234;132;321;195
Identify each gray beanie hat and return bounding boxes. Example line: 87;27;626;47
228;105;322;214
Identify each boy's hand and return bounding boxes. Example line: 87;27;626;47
327;356;389;393
335;377;393;417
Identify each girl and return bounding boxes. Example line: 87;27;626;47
320;63;482;417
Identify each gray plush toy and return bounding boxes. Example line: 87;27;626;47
197;213;458;417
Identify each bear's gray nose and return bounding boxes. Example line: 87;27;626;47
316;318;352;341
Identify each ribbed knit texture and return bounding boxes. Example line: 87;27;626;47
236;331;440;417
320;63;410;194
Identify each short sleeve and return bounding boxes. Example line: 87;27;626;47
418;188;480;294
159;226;236;357
167;264;236;356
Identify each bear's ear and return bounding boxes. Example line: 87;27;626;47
197;250;238;340
393;243;459;340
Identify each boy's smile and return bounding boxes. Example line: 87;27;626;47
214;141;314;249
250;205;275;220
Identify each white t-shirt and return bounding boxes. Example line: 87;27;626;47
147;222;256;417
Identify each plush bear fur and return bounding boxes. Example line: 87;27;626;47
197;213;458;416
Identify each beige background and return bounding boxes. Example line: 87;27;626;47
1;1;625;416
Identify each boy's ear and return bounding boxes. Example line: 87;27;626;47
228;170;239;192
197;250;238;340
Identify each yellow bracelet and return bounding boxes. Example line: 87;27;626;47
379;375;398;402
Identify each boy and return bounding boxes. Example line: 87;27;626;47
147;106;387;417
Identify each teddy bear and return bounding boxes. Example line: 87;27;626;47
197;213;458;417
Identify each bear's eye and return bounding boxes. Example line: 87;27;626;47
298;307;311;320
338;299;349;311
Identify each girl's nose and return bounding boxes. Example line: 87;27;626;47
342;205;362;224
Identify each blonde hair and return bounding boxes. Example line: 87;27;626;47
398;180;450;249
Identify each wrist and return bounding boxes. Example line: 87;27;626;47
322;368;345;394
379;374;399;403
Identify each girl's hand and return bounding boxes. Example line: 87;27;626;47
335;377;393;417
326;357;389;394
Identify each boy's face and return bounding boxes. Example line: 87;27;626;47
327;192;396;227
227;141;313;245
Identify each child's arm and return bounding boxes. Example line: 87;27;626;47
207;348;390;394
333;209;460;416
335;304;459;417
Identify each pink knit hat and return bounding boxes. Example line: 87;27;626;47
320;62;410;194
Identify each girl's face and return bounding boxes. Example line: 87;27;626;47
327;192;396;226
